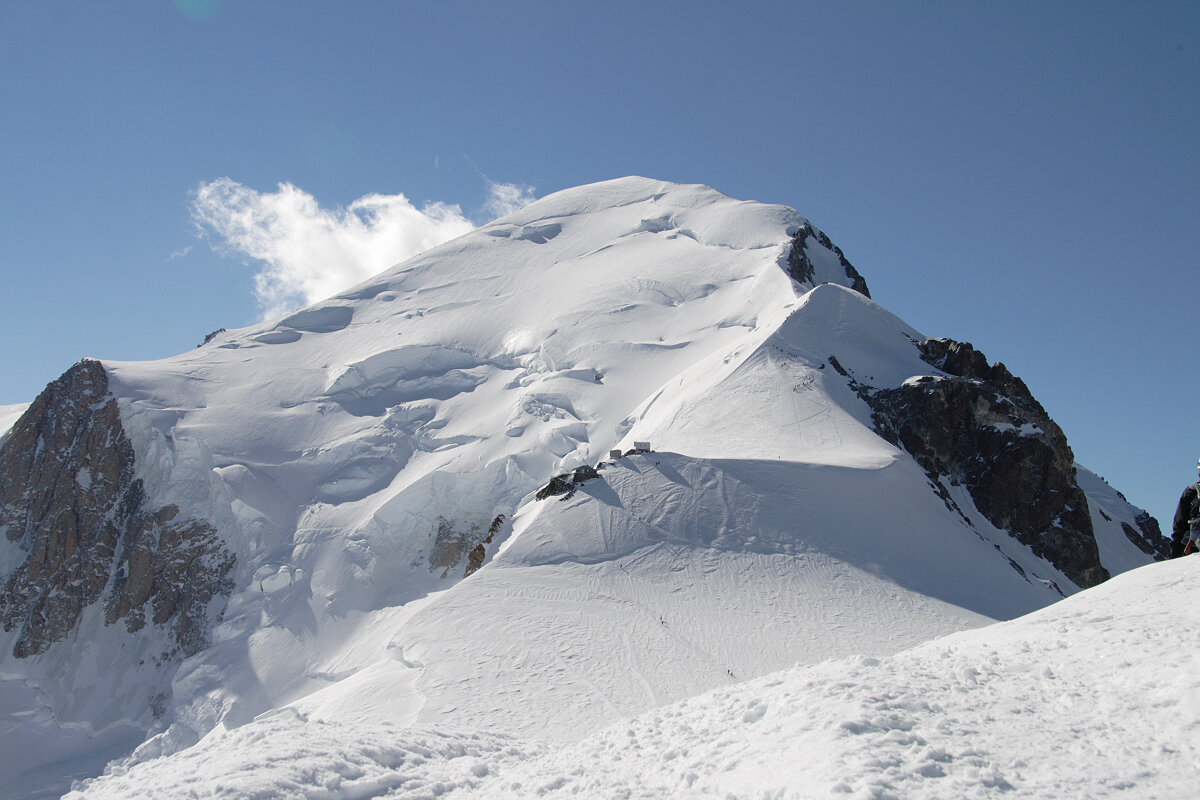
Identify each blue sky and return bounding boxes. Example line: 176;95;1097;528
1;0;1197;527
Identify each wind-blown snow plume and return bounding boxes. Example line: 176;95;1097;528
191;178;476;319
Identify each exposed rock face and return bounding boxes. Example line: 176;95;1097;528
430;516;483;578
867;339;1109;589
0;359;234;660
535;475;575;501
785;223;871;298
1123;512;1169;560
465;514;506;578
535;465;601;502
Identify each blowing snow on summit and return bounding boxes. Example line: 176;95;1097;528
0;177;1192;799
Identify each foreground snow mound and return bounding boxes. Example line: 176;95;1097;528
482;556;1200;799
66;711;540;800
69;557;1200;799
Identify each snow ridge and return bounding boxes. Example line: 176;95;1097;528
0;177;1167;798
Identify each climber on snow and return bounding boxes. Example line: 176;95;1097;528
1170;459;1200;558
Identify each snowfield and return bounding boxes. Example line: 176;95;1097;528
68;556;1200;799
0;178;1174;798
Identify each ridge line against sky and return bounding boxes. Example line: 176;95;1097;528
1;0;1197;529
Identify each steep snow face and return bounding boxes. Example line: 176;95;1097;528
110;178;878;734
0;404;27;441
106;177;849;571
627;282;929;464
1077;465;1171;569
0;177;1164;797
65;557;1200;800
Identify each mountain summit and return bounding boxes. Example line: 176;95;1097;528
0;177;1166;797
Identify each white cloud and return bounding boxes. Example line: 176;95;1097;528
191;178;477;319
483;179;538;219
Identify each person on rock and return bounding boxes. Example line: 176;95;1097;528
1171;460;1200;557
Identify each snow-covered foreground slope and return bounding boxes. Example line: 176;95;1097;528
0;177;1166;797
68;556;1200;799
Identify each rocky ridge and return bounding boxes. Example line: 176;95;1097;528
865;338;1118;589
786;222;871;298
0;359;235;662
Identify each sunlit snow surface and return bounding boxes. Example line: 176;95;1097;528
0;404;27;440
0;178;1168;797
69;557;1200;799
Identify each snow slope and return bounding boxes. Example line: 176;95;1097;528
67;557;1200;799
1077;464;1168;575
0;404;26;441
377;446;1068;743
0;177;1165;797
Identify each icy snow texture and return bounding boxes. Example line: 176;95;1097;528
69;557;1200;799
0;178;1164;797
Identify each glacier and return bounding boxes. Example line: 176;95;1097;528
0;177;1180;798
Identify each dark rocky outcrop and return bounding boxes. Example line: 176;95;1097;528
0;359;235;660
535;475;575;501
785;223;871;298
535;465;601;502
198;328;227;347
429;516;481;578
431;513;509;579
571;464;600;483
1123;512;1169;560
465;514;506;578
866;339;1109;589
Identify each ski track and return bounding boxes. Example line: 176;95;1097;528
67;559;1200;800
465;558;1200;800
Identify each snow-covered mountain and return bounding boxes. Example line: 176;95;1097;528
0;177;1170;798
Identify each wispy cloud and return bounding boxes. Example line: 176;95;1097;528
483;179;537;219
191;178;477;319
